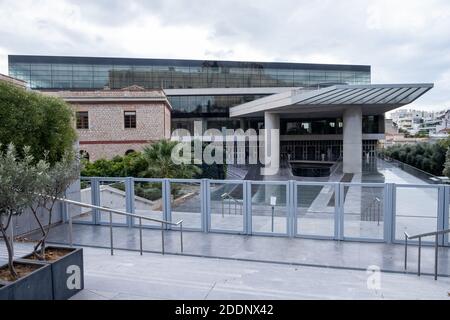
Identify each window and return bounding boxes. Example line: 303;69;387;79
124;111;136;128
76;111;89;129
79;150;90;161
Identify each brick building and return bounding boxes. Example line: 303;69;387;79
45;86;172;161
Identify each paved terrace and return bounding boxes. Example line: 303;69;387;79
22;224;450;277
2;240;449;300
3;160;449;299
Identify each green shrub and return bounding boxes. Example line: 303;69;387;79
383;140;449;176
0;82;76;164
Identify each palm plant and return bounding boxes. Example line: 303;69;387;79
140;140;201;179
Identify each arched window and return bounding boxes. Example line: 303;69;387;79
79;150;90;161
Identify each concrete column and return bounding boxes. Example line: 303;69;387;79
343;106;362;174
262;112;280;176
239;118;246;131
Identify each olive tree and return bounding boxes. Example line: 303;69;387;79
30;152;80;259
0;145;47;279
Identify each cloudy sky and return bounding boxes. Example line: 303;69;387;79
0;0;449;110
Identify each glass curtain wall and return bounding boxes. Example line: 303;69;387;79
9;57;371;90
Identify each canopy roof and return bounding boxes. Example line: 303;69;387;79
230;84;433;118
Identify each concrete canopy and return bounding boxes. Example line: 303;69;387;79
229;84;434;118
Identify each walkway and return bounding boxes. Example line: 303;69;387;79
23;223;450;277
71;247;450;300
2;238;449;299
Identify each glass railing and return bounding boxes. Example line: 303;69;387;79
75;177;450;245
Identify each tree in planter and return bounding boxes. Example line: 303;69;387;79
0;145;47;280
30;152;80;259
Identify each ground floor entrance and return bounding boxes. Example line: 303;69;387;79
281;140;378;173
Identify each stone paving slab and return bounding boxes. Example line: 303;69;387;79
71;247;450;300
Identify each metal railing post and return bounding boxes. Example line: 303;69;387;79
221;198;224;218
384;183;395;244
271;205;275;233
202;179;210;233
288;180;295;238
161;222;165;255
163;179;171;227
67;200;73;248
444;186;450;246
125;177;135;227
418;237;421;276
377;200;380;226
109;211;114;256
404;234;408;271
92;178;101;224
139;217;143;255
338;183;345;240
334;182;341;240
434;233;438;280
244;181;252;235
437;185;446;246
180;221;184;253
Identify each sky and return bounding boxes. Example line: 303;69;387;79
0;0;449;110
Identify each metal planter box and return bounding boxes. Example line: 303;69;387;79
0;261;53;300
20;246;84;300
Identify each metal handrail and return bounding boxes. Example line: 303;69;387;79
404;228;450;280
362;197;382;225
58;197;184;256
220;192;243;216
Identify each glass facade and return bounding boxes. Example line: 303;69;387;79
9;56;371;90
169;94;268;116
281;116;383;135
8;56;373;136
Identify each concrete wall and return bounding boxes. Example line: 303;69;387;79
5;179;81;237
77;185;158;215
